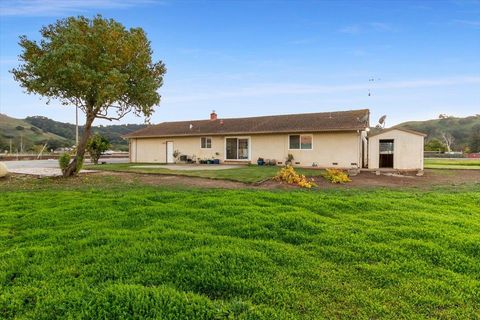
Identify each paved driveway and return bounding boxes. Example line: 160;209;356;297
130;164;243;171
3;157;128;177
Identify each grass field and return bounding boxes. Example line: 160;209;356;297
424;158;480;170
85;163;325;183
1;179;479;319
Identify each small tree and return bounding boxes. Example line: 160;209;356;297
469;124;480;153
441;132;455;152
86;134;110;164
425;139;447;152
11;15;166;176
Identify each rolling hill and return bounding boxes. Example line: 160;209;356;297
397;115;480;151
0;114;69;152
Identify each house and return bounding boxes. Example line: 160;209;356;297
368;128;426;170
124;109;425;170
125;109;370;168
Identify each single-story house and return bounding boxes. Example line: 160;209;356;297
124;109;425;170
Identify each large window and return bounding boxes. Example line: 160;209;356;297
226;137;249;160
289;134;312;150
201;137;212;149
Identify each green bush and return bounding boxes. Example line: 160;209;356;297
58;153;71;175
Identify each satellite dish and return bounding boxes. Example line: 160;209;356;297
379;115;386;124
378;115;387;128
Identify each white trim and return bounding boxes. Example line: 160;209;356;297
200;136;212;149
288;134;313;150
224;136;251;161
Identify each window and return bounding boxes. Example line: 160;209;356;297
289;134;312;150
201;137;212;149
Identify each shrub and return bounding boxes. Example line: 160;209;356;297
59;153;71;175
323;168;351;184
274;165;316;188
86;134;110;164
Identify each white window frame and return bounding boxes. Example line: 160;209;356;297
224;136;251;161
200;137;212;149
288;134;313;150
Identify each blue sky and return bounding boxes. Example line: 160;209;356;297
0;0;479;126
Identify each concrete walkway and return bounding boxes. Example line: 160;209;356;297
130;164;243;171
3;158;127;177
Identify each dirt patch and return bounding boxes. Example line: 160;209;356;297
93;169;480;190
2;169;479;191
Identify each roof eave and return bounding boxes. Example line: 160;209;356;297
124;127;368;139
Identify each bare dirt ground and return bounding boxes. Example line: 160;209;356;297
2;169;479;190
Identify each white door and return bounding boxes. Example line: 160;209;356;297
166;141;174;163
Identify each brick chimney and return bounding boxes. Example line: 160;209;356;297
210;110;217;121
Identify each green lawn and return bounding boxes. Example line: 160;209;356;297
424;158;480;170
1;179;479;319
85;163;325;183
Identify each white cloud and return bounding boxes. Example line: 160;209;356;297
338;25;361;34
453;19;480;28
0;0;159;17
338;22;395;34
166;76;480;103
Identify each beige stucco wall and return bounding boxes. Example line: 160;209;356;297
368;129;424;170
130;131;364;168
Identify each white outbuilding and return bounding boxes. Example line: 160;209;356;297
368;128;426;171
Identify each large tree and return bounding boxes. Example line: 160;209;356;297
11;15;166;176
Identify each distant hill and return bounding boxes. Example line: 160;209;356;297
396;115;480;151
24;116;147;151
0;114;146;152
0;114;69;152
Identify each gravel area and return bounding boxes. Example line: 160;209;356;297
7;168;97;177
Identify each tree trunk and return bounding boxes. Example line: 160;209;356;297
63;114;95;177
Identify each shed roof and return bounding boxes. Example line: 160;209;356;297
368;127;427;138
124;109;370;138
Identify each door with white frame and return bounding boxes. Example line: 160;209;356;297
225;137;250;161
166;141;174;163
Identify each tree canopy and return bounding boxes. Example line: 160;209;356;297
11;15;166;176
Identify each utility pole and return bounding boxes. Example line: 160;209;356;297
20;134;23;154
76;105;79;146
9;138;12;154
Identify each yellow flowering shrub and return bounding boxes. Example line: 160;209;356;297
274;165;317;188
323;168;351;184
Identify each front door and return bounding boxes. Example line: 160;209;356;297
166;141;174;163
379;139;394;168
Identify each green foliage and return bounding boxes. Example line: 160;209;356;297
86;134;110;164
424;138;447;152
0;114;68;152
399;114;480;151
11;15;166;175
15;126;24;131
24;116;145;149
1;184;479;318
469;124;480;152
11;15;166;123
59;153;71;174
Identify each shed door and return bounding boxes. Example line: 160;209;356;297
379;139;394;168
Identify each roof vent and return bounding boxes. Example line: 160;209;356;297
210;110;217;121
